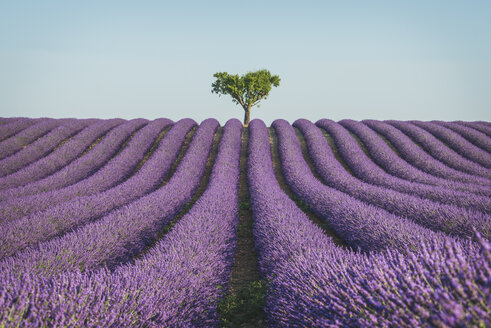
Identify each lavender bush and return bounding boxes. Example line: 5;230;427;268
0;118;122;190
304;120;490;237
0;119;195;259
0;118;40;141
0;119;146;201
0;119;218;276
0;118;62;160
364;119;490;186
0;119;181;224
457;121;491;138
387;120;491;179
0;117;21;125
435;121;491;153
339;119;491;197
0;119;242;327
0;119;94;178
0;117;488;327
111;118;242;326
0;118;174;224
248;119;490;327
411;120;491;168
272;119;455;253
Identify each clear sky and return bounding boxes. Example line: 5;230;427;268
1;0;490;124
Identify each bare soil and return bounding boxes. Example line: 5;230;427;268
136;127;220;259
269;127;347;248
315;127;356;177
220;127;264;328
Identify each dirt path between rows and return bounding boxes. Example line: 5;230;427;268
220;127;264;328
269;127;347;248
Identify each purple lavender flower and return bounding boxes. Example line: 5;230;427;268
0;119;196;259
302;119;490;238
0;119;242;327
0;118;122;190
386;120;491;179
0;119;218;276
0;118;145;201
411;120;491;168
339;119;491;198
435;121;491;153
248;119;490;328
364;119;490;186
0;118;64;160
0;119;96;178
0;118;175;223
0;118;42;141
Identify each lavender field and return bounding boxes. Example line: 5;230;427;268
0;117;489;327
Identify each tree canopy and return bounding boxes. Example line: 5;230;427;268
211;69;280;126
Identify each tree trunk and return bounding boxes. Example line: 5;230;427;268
243;108;251;127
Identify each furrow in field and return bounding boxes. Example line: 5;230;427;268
314;119;491;213
0;119;242;327
435;121;491;153
0;119;122;190
0;119;146;201
219;126;264;328
128;122;174;174
300;119;490;238
134;123;219;261
0;118;65;160
0;120;196;258
0;117;21;126
411;120;491;168
268;126;347;247
0;119;95;178
272;119;455;254
0;118;40;142
458;121;491;138
318;127;355;176
364;119;491;186
387;120;491;179
0;119;218;277
1;119;193;259
0;119;176;224
247;119;489;327
340;119;491;197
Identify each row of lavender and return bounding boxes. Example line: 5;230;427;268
0;119;195;259
0;118;217;275
295;119;489;239
255;118;489;326
0;119;242;326
1;117;488;202
0;117;490;326
249;119;490;327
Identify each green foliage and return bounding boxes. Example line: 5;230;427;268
238;200;251;215
218;280;266;327
290;194;310;212
211;69;280;111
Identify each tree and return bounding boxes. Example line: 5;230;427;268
211;69;280;126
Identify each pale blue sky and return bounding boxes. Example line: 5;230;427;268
1;0;490;124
